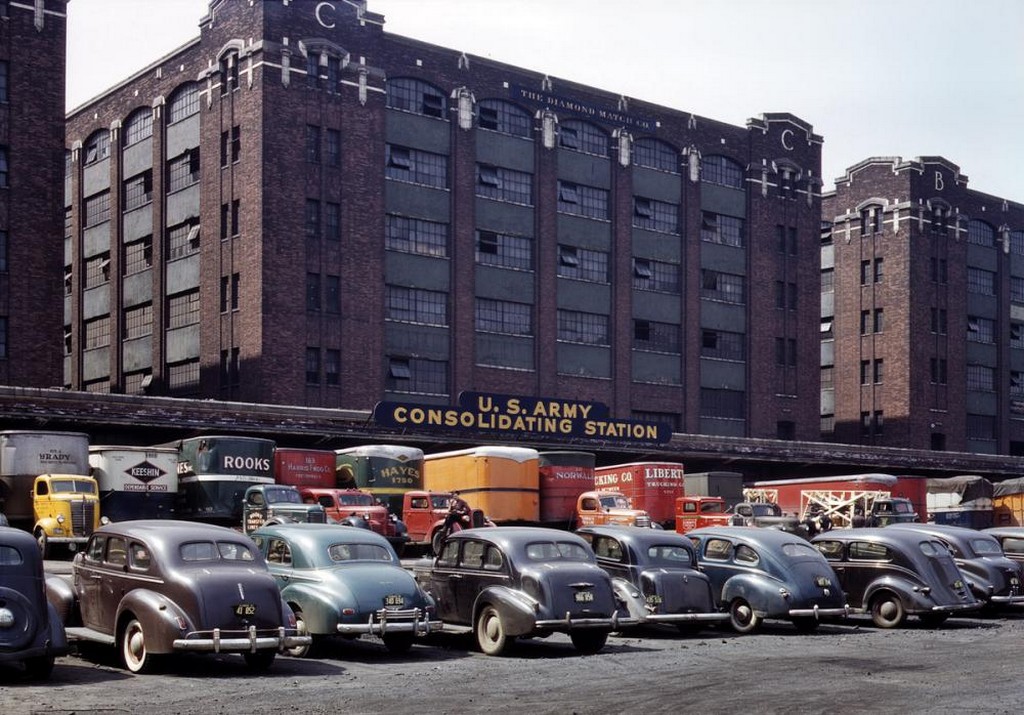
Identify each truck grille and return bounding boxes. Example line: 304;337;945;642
71;500;96;537
307;511;327;524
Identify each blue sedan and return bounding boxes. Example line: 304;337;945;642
250;523;441;655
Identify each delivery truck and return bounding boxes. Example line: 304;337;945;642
89;445;179;521
0;430;91;528
593;462;685;528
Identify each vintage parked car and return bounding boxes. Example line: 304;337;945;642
983;526;1024;565
884;523;1024;610
45;520;309;673
249;523;440;655
687;526;849;633
0;526;69;679
413;527;632;655
811;527;981;628
576;525;729;632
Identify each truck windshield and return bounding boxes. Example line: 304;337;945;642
337;493;374;506
600;495;631;509
264;487;301;504
750;503;779;517
701;502;724;513
50;479;96;494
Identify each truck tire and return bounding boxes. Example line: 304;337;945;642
35;529;50;560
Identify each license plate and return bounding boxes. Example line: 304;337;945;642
234;602;257;617
815;576;832;588
574;591;594;603
953;580;964;590
384;594;405;608
646;594;663;605
1012;577;1020;586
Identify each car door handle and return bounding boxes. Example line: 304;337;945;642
449;574;463;580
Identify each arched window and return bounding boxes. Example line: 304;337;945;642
386;78;447;119
701;155;743;188
219;51;239;95
123;108;153;147
83;129;110;165
967;219;996;247
633;138;678;173
167;82;200;123
476;99;531;138
559;120;608;157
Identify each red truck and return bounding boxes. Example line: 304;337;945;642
298;486;409;552
402;489;493;555
674;495;732;533
593;462;685;528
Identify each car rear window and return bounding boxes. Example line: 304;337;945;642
180;540;255;561
525;541;591;562
999;537;1024;556
0;545;23;566
850;542;891;561
328;543;392;562
969;538;1002;556
781;542;820;559
647;545;694;568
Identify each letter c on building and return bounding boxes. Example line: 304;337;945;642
780;129;794;151
316;1;337;29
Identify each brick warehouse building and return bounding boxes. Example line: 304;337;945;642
821;156;1024;454
63;0;823;440
0;1;66;387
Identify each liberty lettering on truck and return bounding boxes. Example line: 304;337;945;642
0;430;90;527
172;435;275;526
89;446;179;521
593;462;685;528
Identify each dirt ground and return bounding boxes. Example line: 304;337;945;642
3;612;1023;715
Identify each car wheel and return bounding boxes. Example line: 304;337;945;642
569;629;608;655
286;611;310;658
243;650;276;671
869;592;906;629
35;529;50;560
918;612;949;628
120;617;157;673
383;633;415;654
728;598;762;634
23;655;55;681
475;605;511;655
791;617;820;633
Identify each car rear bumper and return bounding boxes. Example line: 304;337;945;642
0;642;70;662
173;626;310;653
535;612;638;630
787;605;850;619
643;612;731;624
336;608;441;636
987;594;1024;605
931;602;981;613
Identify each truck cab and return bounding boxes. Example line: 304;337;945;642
241;484;326;534
862;497;919;527
32;474;102;558
298;486;408;550
402;490;491;554
576;491;652;529
675;495;733;533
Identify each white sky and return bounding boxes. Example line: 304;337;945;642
67;0;1024;199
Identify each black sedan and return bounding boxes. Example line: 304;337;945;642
812;527;981;628
885;523;1024;610
413;527;631;655
0;526;69;679
576;525;728;633
688;526;849;633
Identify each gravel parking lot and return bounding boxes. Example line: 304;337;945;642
3;611;1023;715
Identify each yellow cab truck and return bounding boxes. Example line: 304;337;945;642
32;473;102;558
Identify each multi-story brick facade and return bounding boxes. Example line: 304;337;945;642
63;0;822;440
0;0;66;387
822;156;1024;454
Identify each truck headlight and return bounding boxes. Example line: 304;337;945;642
56;514;65;524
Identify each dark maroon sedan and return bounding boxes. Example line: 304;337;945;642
46;520;308;673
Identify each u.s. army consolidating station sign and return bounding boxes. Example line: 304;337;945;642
373;392;671;445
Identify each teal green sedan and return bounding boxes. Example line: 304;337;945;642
250;523;440;655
